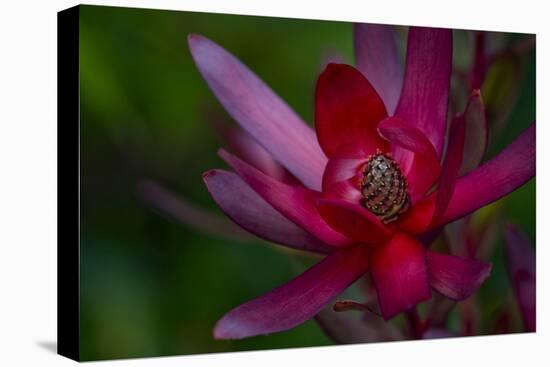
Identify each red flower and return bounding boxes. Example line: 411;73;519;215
188;25;535;339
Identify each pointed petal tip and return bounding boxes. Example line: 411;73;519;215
187;33;204;51
210;245;371;339
202;169;222;184
475;262;493;290
187;33;207;46
467;89;485;110
322;62;345;73
217;147;229;160
438;123;535;225
427;251;492;301
218;148;244;172
459;89;487;175
202;171;215;186
202;168;225;193
202;169;215;179
315;63;389;157
353;22;403;114
187;32;327;189
318;63;360;84
212;317;244;340
212;321;225;340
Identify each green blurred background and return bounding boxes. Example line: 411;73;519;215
78;5;535;361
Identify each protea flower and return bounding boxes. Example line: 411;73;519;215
187;25;535;339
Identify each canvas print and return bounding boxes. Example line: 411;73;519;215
58;4;535;361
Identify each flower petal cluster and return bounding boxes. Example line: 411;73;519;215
188;25;535;339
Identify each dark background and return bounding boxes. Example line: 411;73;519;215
78;5;535;360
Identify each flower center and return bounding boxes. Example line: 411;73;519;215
360;152;409;224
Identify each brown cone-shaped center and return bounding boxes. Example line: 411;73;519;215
360;152;409;224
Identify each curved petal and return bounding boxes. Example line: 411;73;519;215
460;90;488;175
394;27;452;158
188;34;326;190
398;196;436;235
370;232;431;319
139;180;254;242
354;23;403;114
214;245;370;339
219;126;299;185
315;63;389;157
426;251;492;300
504;223;536;332
322;179;363;203
322;155;365;188
203;170;334;254
378;117;441;201
220;149;353;247
432;116;466;223
322;155;365;202
436;124;535;226
317;199;393;244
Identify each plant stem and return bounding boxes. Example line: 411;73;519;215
406;307;423;339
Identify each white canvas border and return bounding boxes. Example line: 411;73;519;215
0;0;545;366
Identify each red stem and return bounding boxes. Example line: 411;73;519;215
406;307;423;339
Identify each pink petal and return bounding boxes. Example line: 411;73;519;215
436;124;535;226
219;126;299;185
188;34;326;190
504;223;536;332
317;199;394;244
432;116;466;222
426;251;492;300
394;27;452;158
203;170;334;254
322;179;363;203
214;245;370;339
315;63;389;157
323;155;365;188
377;117;441;201
459;90;488;175
370;232;431;319
322;155;365;202
220;149;353;247
138;179;253;242
354;23;403;114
